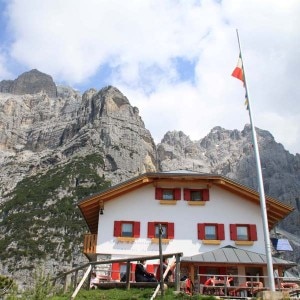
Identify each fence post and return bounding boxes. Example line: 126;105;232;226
175;254;180;291
126;261;131;290
73;270;78;289
71;264;92;300
63;274;68;293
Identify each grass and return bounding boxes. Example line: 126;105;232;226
48;288;217;300
2;270;217;299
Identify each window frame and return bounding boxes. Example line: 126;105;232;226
184;188;209;201
113;221;140;238
155;223;168;238
147;222;175;239
121;222;134;237
155;188;181;200
230;224;257;241
204;224;218;240
236;225;249;241
197;223;225;240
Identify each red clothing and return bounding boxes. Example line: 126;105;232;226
204;277;214;286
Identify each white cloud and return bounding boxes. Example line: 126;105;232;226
1;0;300;154
0;50;12;79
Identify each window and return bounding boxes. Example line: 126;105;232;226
119;264;127;281
236;225;249;240
113;221;140;238
163;189;174;200
184;189;209;201
191;191;202;201
148;222;174;239
121;223;133;237
155;188;181;200
205;225;217;240
155;224;167;238
230;224;257;241
198;223;225;240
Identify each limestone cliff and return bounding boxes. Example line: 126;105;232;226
0;80;156;201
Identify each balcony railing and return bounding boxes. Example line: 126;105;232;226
83;234;97;254
197;274;300;297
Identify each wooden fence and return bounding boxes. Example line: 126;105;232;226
52;252;183;299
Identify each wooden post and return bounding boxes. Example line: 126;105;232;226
73;270;78;289
63;274;68;293
71;265;92;300
175;254;180;291
126;260;131;290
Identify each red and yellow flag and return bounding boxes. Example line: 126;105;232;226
232;54;244;82
232;53;248;109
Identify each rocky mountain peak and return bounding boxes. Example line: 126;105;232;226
0;69;57;97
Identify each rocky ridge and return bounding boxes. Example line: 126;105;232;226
0;69;57;97
0;69;299;286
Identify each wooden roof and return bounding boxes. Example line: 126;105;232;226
78;171;294;234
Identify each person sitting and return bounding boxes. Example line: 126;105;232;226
203;275;216;294
204;275;216;286
90;272;99;289
226;274;234;287
135;260;157;282
180;275;193;295
156;258;175;282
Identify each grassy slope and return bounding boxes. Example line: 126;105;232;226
50;288;216;300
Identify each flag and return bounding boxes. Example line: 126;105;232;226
244;93;249;110
232;53;248;109
232;54;244;82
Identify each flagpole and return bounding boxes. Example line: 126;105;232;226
235;29;275;291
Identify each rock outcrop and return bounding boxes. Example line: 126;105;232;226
0;84;156;199
157;127;300;266
0;69;57;97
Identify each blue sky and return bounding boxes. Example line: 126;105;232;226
0;0;300;154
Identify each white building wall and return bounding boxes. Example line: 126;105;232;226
96;183;265;259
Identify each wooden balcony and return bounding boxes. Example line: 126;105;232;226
83;233;97;255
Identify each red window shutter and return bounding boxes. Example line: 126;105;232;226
202;189;209;201
168;223;174;239
114;221;121;237
155;188;163;200
217;224;225;240
184;189;190;201
174;188;181;200
230;224;237;240
133;222;140;238
148;222;155;238
197;223;205;239
111;262;120;280
249;224;257;241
